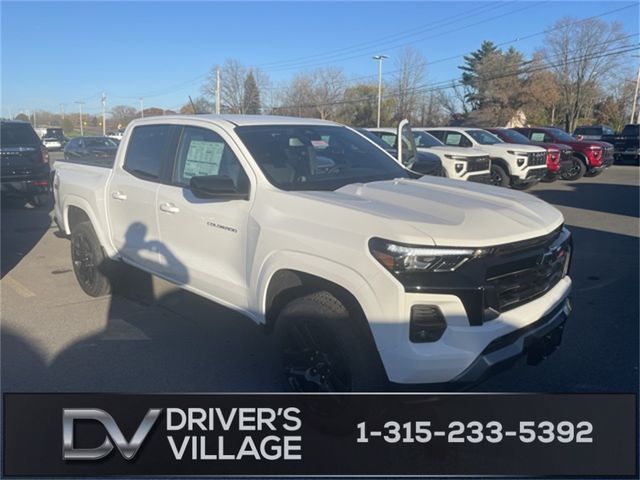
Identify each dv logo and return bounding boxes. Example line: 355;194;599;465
62;408;162;460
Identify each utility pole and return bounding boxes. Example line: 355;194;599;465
60;103;65;120
101;92;107;136
630;63;640;124
372;55;388;128
32;110;37;128
75;101;84;136
140;97;144;118
216;67;221;114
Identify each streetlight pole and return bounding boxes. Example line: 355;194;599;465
216;67;221;114
140;97;144;118
630;63;640;124
75;101;84;136
101;92;107;136
372;55;388;128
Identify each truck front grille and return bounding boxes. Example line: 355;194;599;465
485;229;571;312
527;151;547;166
467;156;490;172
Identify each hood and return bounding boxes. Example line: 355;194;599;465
540;142;573;152
423;145;489;157
485;142;546;153
294;176;564;247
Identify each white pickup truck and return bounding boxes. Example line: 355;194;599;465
425;127;548;189
53;114;573;391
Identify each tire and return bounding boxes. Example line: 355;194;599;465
30;192;50;207
560;156;586;181
70;221;113;297
488;164;510;187
584;169;603;178
275;291;387;392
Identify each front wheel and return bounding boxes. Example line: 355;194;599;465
489;164;510;187
560;156;586;181
70;221;114;297
275;291;387;392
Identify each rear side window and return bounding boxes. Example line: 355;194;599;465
0;123;40;147
379;133;398;148
443;132;472;147
123;125;174;180
530;132;546;142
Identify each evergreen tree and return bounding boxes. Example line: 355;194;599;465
243;71;261;114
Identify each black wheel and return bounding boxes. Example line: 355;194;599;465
275;291;387;392
584;169;603;178
30;192;50;207
489;164;510;187
560;156;586;181
70;221;113;297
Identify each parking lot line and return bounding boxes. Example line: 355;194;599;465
3;276;36;298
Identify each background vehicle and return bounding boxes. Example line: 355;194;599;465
63;136;119;166
106;131;124;141
515;126;614;179
357;128;443;177
42;136;63;151
425;127;547;189
367;128;491;183
573;125;615;141
486;127;574;182
602;124;639;164
53;114;572;392
36;126;68;146
0;120;50;206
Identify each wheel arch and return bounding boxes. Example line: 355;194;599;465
63;197;116;257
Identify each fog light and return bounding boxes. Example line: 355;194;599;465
455;163;464;173
517;158;525;166
410;305;446;342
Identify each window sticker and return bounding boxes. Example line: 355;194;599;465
445;133;462;146
531;133;545;142
311;139;329;148
183;140;225;178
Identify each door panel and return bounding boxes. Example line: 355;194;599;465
156;125;251;308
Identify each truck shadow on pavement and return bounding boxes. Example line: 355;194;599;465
2;222;280;392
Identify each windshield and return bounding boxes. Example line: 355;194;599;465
550;128;576;142
467;129;503;145
413;130;443;148
496;129;531;144
356;128;393;150
235;125;409;191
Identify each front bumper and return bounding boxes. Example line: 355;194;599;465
514;167;547;184
465;172;492;184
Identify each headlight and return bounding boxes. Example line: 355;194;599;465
444;154;469;161
369;238;488;273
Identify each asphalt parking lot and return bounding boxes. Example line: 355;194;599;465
2;155;638;393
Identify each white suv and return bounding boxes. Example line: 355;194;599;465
367;128;492;183
425;127;548;189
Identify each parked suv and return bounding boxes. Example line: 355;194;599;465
356;127;443;177
486;127;574;182
53;114;572;391
425;127;547;189
515;127;613;180
367;128;491;183
0;120;51;206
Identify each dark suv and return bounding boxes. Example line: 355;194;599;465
0;120;51;206
573;125;615;141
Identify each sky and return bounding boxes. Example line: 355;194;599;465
1;1;638;118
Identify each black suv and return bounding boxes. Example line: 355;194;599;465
0;120;51;206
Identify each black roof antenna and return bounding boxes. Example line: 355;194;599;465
188;96;199;114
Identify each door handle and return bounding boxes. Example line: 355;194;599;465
159;202;180;214
111;191;127;200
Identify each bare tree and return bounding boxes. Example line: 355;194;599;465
310;67;346;120
110;105;137;128
392;47;427;122
202;59;270;114
542;17;630;132
276;73;317;118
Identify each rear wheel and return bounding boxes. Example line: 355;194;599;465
489;164;510;187
70;221;113;297
275;291;387;392
560;156;586;181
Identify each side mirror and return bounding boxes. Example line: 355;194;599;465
189;175;248;200
397;119;418;168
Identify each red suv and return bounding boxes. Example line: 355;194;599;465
485;127;574;182
514;127;614;181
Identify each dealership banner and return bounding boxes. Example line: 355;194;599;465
3;393;636;477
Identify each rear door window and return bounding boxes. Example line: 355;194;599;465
530;132;546;142
123;125;175;181
443;132;471;147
